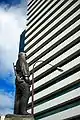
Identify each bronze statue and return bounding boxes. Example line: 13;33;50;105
14;52;31;115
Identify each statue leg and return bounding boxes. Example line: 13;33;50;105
14;86;21;114
20;82;30;115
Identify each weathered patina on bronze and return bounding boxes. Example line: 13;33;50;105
14;52;31;115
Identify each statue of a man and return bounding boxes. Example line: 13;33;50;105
14;52;31;115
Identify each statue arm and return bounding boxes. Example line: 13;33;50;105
26;62;30;77
20;60;31;85
13;63;24;83
20;60;30;77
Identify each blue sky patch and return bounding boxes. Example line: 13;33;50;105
0;0;21;6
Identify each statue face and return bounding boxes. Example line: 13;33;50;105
21;54;26;60
18;52;26;60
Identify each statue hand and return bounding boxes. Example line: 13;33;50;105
16;75;24;83
25;77;31;85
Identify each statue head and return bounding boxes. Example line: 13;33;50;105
18;52;27;61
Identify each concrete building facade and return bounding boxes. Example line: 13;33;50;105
24;0;80;119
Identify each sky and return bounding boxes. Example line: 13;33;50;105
0;0;28;115
0;0;80;118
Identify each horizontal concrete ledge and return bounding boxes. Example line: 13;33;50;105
0;114;35;120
